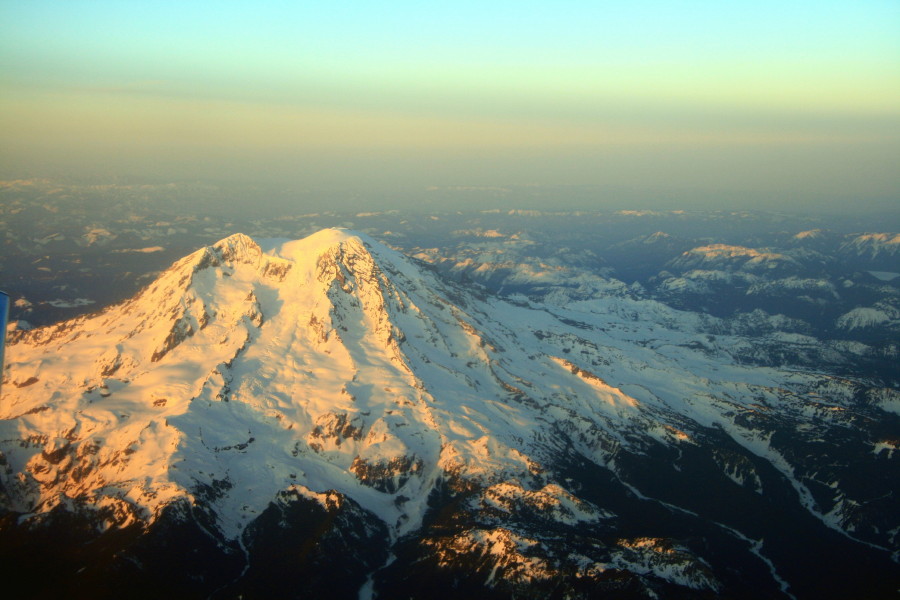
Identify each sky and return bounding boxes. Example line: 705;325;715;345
1;1;899;211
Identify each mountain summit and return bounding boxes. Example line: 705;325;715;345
2;230;898;598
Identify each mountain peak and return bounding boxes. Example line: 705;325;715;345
268;227;370;259
793;228;825;240
173;229;379;280
211;232;262;261
263;228;381;280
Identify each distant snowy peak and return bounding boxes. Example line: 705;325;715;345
667;244;800;274
836;304;900;331
643;231;671;243
611;231;680;250
793;229;827;240
787;228;840;250
450;228;508;239
839;232;900;259
679;244;772;260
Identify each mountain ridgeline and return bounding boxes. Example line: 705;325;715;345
1;229;898;599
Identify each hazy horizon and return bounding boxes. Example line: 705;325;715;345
2;1;898;214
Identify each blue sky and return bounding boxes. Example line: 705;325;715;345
1;1;898;209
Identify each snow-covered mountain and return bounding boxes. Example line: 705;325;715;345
410;230;625;304
667;244;802;275
840;232;900;260
2;229;898;599
836;302;900;332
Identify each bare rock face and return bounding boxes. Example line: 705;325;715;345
1;229;898;599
